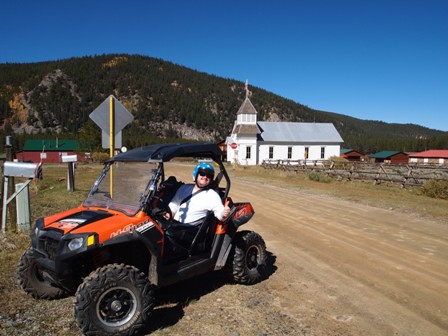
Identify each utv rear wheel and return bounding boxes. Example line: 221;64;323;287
231;231;267;285
17;247;68;299
75;264;155;336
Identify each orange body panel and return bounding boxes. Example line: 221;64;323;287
43;205;161;244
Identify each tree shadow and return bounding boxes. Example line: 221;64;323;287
142;249;277;334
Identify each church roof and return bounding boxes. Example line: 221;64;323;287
233;124;260;135
257;122;343;143
237;97;258;115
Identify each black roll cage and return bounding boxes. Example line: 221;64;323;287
90;143;231;214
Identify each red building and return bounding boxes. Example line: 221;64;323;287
340;148;365;162
16;139;84;163
369;150;409;164
408;150;448;165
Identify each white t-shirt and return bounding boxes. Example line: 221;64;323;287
168;184;225;224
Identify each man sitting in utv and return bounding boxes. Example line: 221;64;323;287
164;163;231;251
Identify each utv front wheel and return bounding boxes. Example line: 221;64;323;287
17;247;69;299
75;264;155;336
231;231;267;285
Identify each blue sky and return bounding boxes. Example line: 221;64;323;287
2;0;447;131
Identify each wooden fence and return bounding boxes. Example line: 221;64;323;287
261;159;448;188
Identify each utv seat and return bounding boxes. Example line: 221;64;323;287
153;176;183;210
163;211;218;262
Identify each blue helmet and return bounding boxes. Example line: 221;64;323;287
193;162;215;181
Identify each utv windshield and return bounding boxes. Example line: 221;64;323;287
83;161;159;216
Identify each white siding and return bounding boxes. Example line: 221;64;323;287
227;135;257;165
257;144;341;164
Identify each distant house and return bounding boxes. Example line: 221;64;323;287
340;148;364;162
17;139;83;164
408;150;448;166
226;93;343;165
369;150;409;164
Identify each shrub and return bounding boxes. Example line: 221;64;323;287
92;152;110;163
307;171;332;183
419;179;448;200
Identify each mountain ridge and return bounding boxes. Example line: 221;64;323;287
0;54;447;153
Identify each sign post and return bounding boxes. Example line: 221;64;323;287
89;95;133;197
109;96;115;194
109;96;115;158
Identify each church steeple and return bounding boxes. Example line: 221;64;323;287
231;81;260;135
236;81;258;123
227;81;260;166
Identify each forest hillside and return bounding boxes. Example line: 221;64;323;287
1;54;447;153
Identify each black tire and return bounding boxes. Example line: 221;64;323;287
75;263;155;336
230;231;267;285
17;247;69;300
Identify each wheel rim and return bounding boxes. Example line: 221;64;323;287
97;286;137;327
32;262;50;286
33;264;45;282
245;245;261;270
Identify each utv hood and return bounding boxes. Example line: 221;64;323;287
44;208;114;234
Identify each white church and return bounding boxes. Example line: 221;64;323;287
226;90;344;166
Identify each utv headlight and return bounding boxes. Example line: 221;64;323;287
68;237;84;251
67;235;96;251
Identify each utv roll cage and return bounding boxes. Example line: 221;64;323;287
106;142;231;212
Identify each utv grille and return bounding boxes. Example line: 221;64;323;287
40;238;60;260
37;230;63;261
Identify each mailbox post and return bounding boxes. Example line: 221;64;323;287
1;161;41;232
4;136;16;228
62;155;77;191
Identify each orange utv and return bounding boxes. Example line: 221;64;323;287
17;142;267;335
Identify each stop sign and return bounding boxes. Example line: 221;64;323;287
231;142;237;149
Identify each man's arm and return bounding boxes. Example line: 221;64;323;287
208;190;230;221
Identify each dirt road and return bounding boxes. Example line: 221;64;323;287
230;174;448;336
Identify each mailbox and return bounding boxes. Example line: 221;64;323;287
62;155;77;163
3;161;39;178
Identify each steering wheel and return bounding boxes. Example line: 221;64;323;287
151;203;173;221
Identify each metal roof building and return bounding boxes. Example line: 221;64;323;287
16;139;83;164
408;150;448;165
226;88;343;165
257;122;343;143
340;148;365;162
369;150;409;164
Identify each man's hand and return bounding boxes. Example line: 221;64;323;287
221;205;231;219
